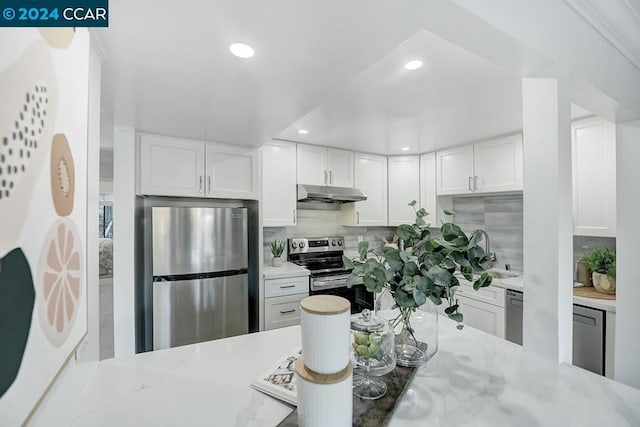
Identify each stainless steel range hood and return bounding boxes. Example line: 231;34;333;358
297;184;367;203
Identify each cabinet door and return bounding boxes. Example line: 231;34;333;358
436;145;474;195
456;294;505;338
572;118;616;237
474;134;523;193
419;152;437;226
342;153;387;226
139;134;205;197
388;156;420;226
205;144;259;199
262;141;298;226
327;148;354;187
297;144;327;185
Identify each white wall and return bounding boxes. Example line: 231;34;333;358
522;78;573;363
113;127;136;356
615;120;640;389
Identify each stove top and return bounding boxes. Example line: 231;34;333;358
287;236;351;276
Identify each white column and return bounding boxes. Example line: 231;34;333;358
615;120;640;389
521;78;573;363
81;37;102;361
113;126;136;357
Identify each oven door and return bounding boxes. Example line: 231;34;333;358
310;275;373;313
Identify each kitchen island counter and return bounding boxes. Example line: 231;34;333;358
32;319;640;426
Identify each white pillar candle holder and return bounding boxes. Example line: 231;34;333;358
299;295;351;374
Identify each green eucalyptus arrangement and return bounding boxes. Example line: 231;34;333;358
344;201;494;332
580;248;616;278
270;240;285;258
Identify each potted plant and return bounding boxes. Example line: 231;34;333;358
270;240;285;267
344;201;494;366
579;248;616;294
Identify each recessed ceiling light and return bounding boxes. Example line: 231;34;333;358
401;147;411;151
298;129;309;135
229;43;254;59
404;60;423;70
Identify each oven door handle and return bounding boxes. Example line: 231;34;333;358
312;277;348;289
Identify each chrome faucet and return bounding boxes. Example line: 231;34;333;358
472;229;497;262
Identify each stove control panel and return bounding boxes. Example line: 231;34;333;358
288;236;344;254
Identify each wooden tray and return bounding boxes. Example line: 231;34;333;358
573;287;616;300
277;365;417;427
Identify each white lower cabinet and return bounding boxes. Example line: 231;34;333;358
264;275;309;330
455;294;506;338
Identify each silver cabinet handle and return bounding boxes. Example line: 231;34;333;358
468;176;472;191
323;170;328;184
356;211;360;224
329;171;333;184
293;209;296;224
199;176;203;193
208;176;212;193
280;309;296;315
474;176;478;191
280;285;295;289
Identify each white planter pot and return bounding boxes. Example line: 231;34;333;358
592;272;616;295
271;256;282;267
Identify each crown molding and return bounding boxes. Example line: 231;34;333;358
564;0;640;71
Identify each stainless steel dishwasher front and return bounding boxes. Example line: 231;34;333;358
573;304;605;375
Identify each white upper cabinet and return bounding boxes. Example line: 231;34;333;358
262;141;298;227
139;134;205;197
419;152;437;226
436;145;474;195
138;133;258;199
296;144;327;185
297;144;354;187
205;143;259;199
436;134;523;195
388;156;420;226
473;134;523;193
342;153;387;226
327;148;354;187
572;118;616;237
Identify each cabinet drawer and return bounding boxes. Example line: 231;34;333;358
265;294;307;330
265;276;309;298
456;281;505;308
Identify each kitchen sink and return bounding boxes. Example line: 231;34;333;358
487;270;520;279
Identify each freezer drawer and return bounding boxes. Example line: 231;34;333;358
153;275;248;350
151;207;248;276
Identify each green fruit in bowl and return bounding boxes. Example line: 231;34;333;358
355;344;369;358
354;331;370;346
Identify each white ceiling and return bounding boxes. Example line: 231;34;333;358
97;1;631;155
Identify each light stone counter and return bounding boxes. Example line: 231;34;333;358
263;262;310;280
32;318;640;426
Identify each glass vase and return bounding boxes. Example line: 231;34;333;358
374;288;438;367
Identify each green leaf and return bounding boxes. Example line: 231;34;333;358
416;208;427;218
362;276;379;292
443;209;454;216
358;240;370;260
413;289;427;306
403;261;418;276
444;304;459;315
461;265;473;281
342;256;355;269
457;324;464;330
408;200;417;207
448;312;463;323
468;230;484;248
473;272;492;290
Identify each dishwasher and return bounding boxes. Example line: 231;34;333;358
505;291;605;376
573;304;605;375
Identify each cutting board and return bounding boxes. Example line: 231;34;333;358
573;287;616;300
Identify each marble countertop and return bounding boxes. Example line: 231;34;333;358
263;262;310;280
33;319;640;426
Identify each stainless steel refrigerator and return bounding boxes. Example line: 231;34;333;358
150;206;249;350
